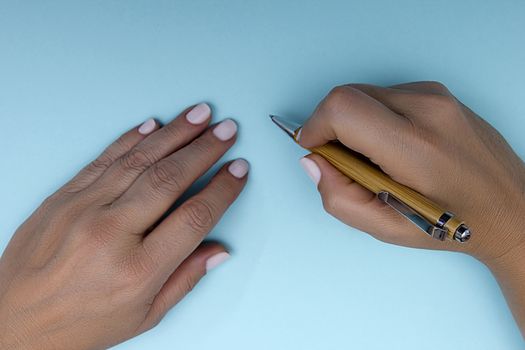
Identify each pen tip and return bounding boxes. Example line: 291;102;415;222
269;114;301;139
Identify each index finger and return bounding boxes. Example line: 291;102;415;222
298;85;411;172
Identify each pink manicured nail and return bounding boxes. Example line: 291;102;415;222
213;119;237;141
186;103;211;125
138;118;156;135
299;157;321;185
228;159;249;178
206;252;230;272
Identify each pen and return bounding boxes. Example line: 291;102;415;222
270;115;471;243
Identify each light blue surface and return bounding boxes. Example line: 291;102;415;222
1;1;524;349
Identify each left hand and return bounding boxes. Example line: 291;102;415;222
0;103;249;350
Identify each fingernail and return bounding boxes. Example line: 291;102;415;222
186;103;211;125
213;119;237;141
228;159;249;178
299;157;321;185
138;118;156;135
206;252;230;272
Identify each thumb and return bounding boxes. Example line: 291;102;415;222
136;242;230;334
299;153;456;251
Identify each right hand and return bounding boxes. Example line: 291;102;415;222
0;103;249;350
297;82;525;334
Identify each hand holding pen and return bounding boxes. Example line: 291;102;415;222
277;81;525;332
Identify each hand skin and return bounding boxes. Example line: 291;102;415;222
298;82;525;335
0;104;248;350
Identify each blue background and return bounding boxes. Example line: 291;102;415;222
1;1;524;349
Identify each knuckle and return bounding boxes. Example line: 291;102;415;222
138;244;161;272
161;122;183;140
212;177;236;195
121;250;154;284
153;294;170;318
148;160;186;193
180;199;215;233
120;148;156;172
322;191;340;216
86;211;129;246
147;315;163;332
113;134;131;151
424;81;450;94
324;86;351;112
407;123;438;152
322;85;365;118
329;85;349;97
88;154;114;173
345;83;369;91
181;274;199;295
119;264;145;288
34;193;60;217
423;94;459;116
42;192;60;209
190;136;213;154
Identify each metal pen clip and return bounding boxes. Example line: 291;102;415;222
377;191;447;241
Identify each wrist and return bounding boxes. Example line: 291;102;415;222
483;240;525;335
484;237;525;278
0;304;56;350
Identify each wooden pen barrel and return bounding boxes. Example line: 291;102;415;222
310;142;463;240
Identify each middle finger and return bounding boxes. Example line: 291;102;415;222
111;119;238;233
